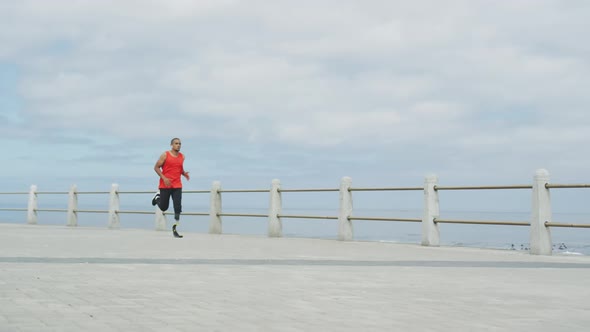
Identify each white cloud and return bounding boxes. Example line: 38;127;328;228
277;110;402;146
1;0;590;185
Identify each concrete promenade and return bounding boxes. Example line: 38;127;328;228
1;223;589;331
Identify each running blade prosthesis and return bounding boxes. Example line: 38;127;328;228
172;224;183;238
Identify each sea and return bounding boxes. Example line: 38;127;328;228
1;190;589;255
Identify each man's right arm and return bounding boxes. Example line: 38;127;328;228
154;153;171;186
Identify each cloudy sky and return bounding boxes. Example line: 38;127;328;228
1;0;590;215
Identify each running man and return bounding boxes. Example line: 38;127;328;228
152;137;190;238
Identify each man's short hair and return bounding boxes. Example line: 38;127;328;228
170;137;181;145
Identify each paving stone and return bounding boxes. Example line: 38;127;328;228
0;223;589;331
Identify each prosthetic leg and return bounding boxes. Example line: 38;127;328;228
172;212;183;238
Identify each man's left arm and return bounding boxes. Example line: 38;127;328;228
182;155;190;181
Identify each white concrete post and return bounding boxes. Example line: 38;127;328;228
154;207;167;231
268;179;282;237
421;174;440;246
154;191;167;231
108;183;120;229
338;176;353;241
27;185;38;225
209;181;222;234
530;169;552;255
66;184;78;227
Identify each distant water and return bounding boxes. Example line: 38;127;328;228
1;203;588;255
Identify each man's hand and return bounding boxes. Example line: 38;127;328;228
162;176;172;187
183;172;190;181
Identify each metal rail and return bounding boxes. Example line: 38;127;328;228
218;189;270;193
348;216;422;222
77;192;110;195
116;190;210;194
435;185;532;191
0;208;27;211
545;222;590;228
36;192;69;195
23;208;212;216
182;190;210;194
278;214;339;220
117;210;154;215
0;192;28;195
35;208;68;212
546;184;590;189
117;191;154;194
279;189;339;193
152;211;209;216
350;187;423;192
180;212;209;216
75;209;108;213
116;210;208;216
434;218;530;226
219;213;269;218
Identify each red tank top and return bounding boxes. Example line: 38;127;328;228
159;151;184;188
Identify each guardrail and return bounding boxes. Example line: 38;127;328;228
0;168;588;255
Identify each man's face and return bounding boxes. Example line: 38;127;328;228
171;140;181;151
